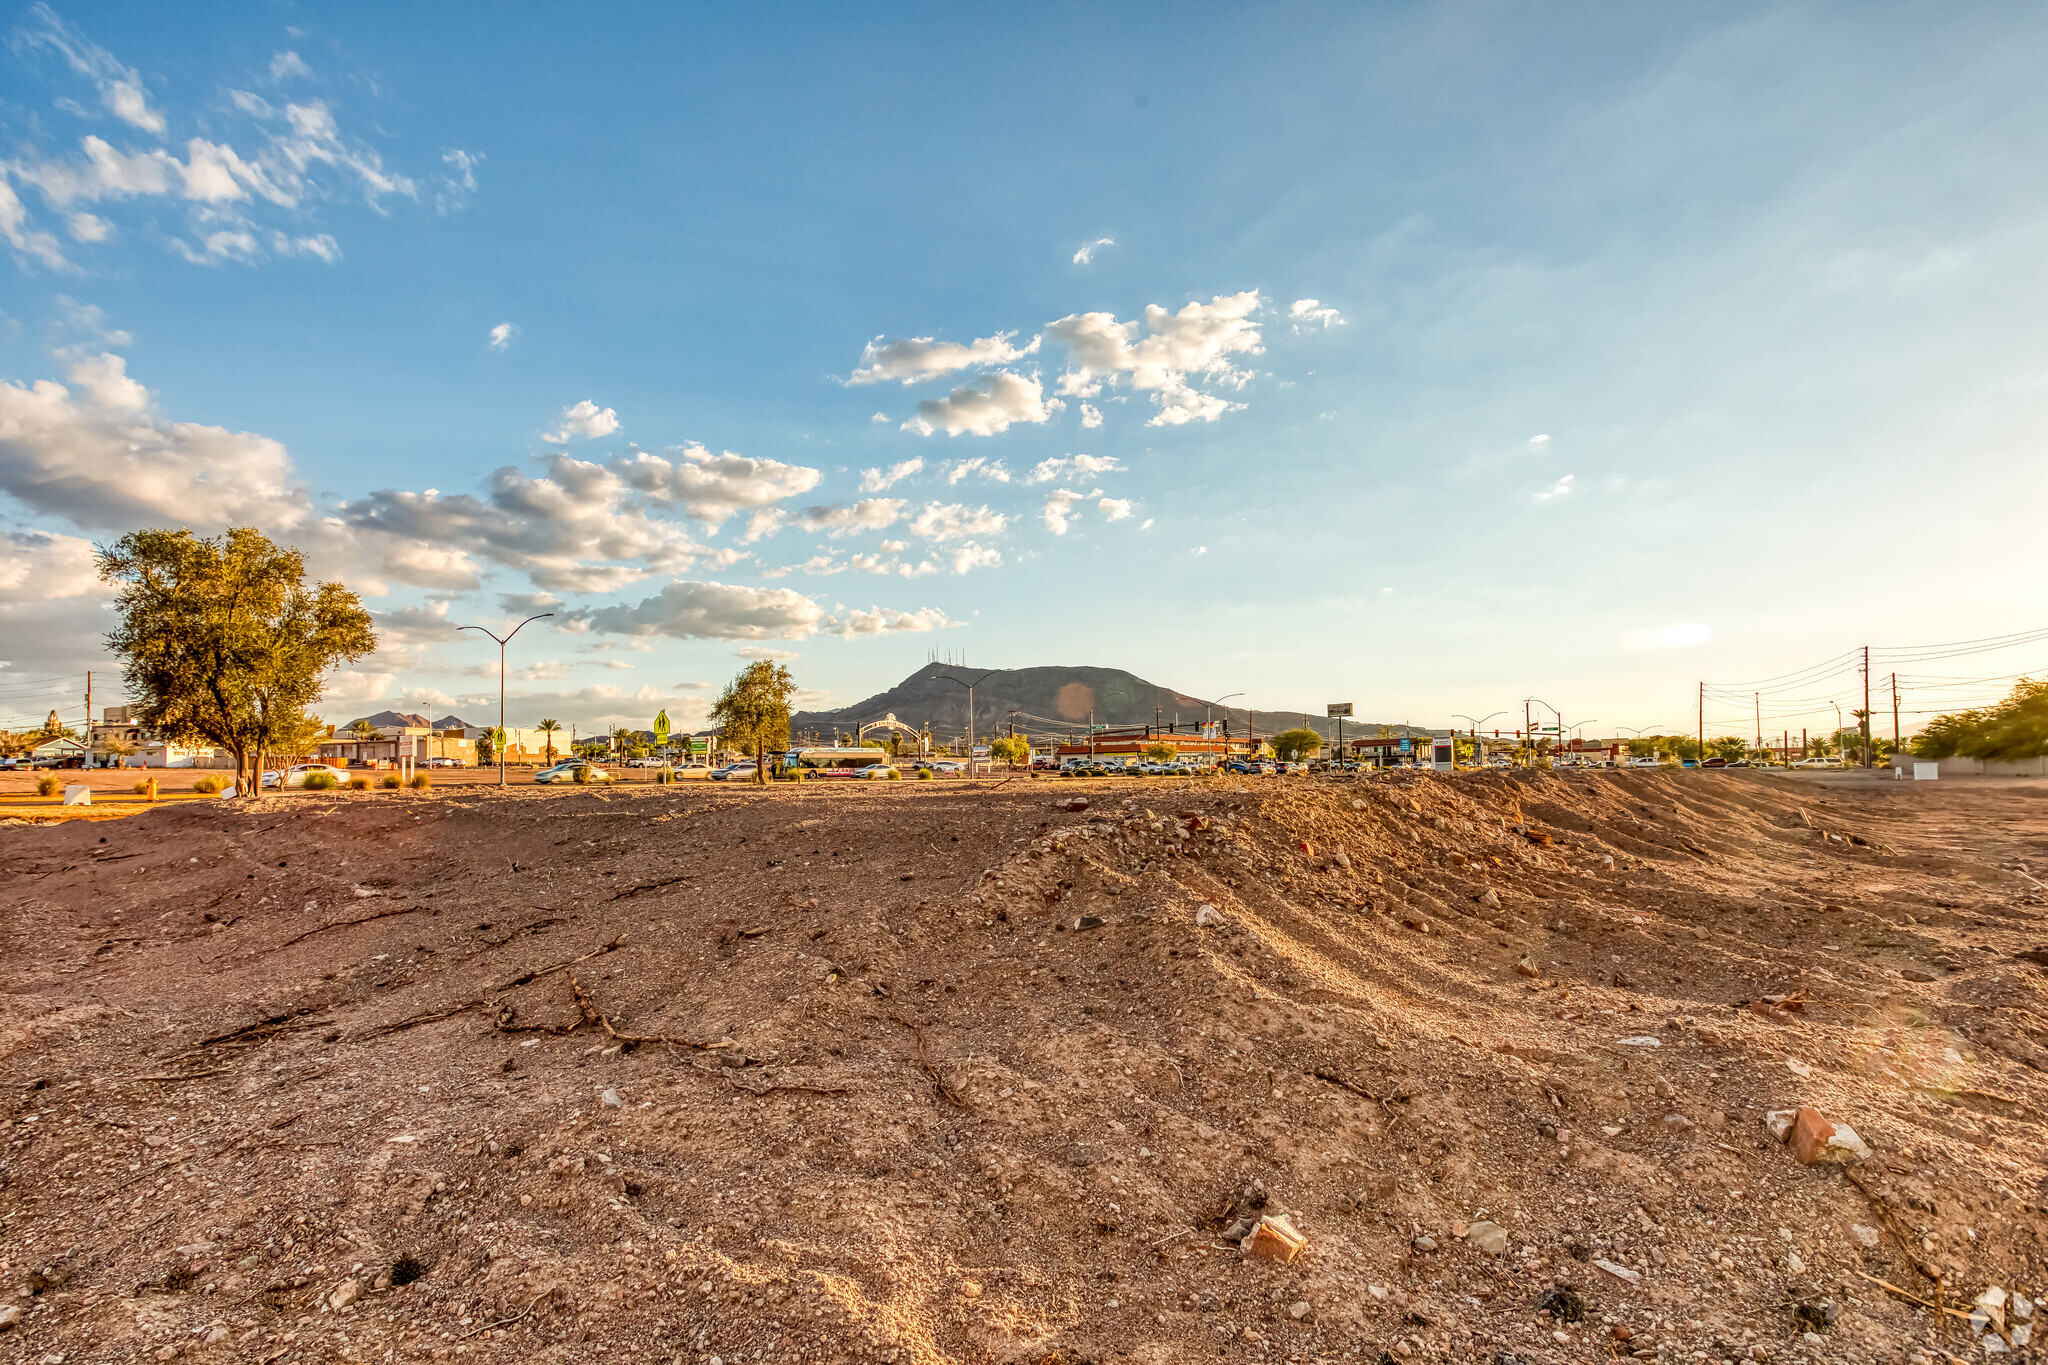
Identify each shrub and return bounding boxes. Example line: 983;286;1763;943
380;773;402;789
132;780;151;795
192;774;222;794
571;765;590;784
915;768;934;780
303;772;337;791
655;767;675;784
36;774;60;797
886;767;902;780
347;776;371;792
407;771;431;790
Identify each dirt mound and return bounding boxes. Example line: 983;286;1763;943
2;770;2045;1364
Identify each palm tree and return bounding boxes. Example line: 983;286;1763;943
537;718;561;764
608;724;633;758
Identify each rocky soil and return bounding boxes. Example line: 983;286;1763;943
1;769;2045;1364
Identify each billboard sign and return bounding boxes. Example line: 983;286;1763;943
1327;702;1354;718
1431;737;1455;771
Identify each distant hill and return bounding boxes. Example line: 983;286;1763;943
788;663;1432;745
345;711;479;731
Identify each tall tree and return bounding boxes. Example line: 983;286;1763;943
537;718;561;764
97;527;374;798
710;661;796;784
1270;727;1324;762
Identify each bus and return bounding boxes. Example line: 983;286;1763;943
775;747;895;779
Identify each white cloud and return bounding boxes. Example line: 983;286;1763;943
19;4;167;134
943;543;1002;574
834;605;950;639
65;211;110;242
399;686;456;710
870;411;888;423
322;668;399;704
342;454;719;592
736;646;801;661
0;181;69;268
847;331;1039;385
616;443;820;526
942;456;1010;484
269;51;313;82
1046;291;1264;424
1190;546;1207;556
0;355;308;530
1528;434;1551;450
510;659;572;681
574;579;827;640
1139;518;1153;530
543;399;620;443
859;457;923;492
800;498;904;537
1620;623;1715;651
1533;475;1575;503
1042;488;1091;535
0;529;100;603
488;322;517;351
878;540;907;553
1027;454;1123;483
1288;298;1344;330
1072;237;1115;265
738;508;787;544
437;149;480;213
902;371;1059;437
909;502;1006;540
1099;497;1132;522
1147;377;1240;426
1080;402;1103;429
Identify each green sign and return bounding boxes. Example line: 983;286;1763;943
654;710;671;745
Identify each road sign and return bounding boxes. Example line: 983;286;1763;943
1327;703;1353;718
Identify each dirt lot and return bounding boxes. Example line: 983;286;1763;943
1;769;2044;1364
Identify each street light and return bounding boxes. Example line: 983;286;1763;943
934;669;1002;775
1452;711;1506;769
459;613;553;788
1200;692;1245;767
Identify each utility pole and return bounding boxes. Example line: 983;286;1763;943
459;612;553;788
1697;682;1704;761
1861;644;1873;768
84;669;91;768
1754;692;1761;748
1891;672;1901;755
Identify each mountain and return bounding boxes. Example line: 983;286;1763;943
347;710;432;730
430;714;479;732
787;662;1433;745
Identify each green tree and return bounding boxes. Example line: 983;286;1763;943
989;735;1032;768
1270;727;1324;763
98;527;374;799
608;724;633;759
536;718;561;764
475;728;496;766
272;713;330;762
1142;740;1178;764
1667;736;1701;762
1707;735;1748;761
710;660;796;784
348;718;376;741
1625;736;1658;758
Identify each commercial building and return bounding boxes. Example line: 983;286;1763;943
1051;724;1253;766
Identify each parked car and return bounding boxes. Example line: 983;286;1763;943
1791;756;1840;769
261;762;351;789
535;760;613;784
426;756;460;768
624;757;665;768
709;762;755;782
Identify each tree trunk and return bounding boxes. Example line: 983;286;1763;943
230;743;252;798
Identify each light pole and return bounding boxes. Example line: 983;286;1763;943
1202;692;1244;768
935;669;1002;775
459;613;553;788
1452;711;1506;769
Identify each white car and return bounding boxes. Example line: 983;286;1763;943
1792;756;1841;769
261;763;351;789
1627;756;1661;768
625;757;664;768
535;760;614;784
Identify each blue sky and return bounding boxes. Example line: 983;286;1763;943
3;3;2047;741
